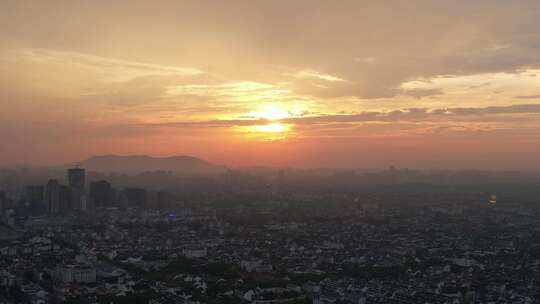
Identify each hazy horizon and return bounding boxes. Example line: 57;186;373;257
1;153;539;173
2;1;540;170
2;4;540;302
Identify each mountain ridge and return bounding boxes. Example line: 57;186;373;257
79;154;224;175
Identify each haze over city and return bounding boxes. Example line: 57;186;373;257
3;2;540;304
2;1;540;170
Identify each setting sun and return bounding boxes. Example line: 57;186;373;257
246;105;291;121
1;1;540;171
253;122;290;133
3;3;540;302
237;104;295;141
238;122;292;141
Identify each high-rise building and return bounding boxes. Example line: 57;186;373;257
44;179;61;214
156;190;173;210
80;194;93;212
89;180;115;207
25;185;44;204
68;168;86;188
0;191;6;214
68;167;86;211
0;192;14;214
59;185;71;213
123;187;147;208
25;185;45;215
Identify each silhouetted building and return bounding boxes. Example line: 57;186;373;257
79;194;93;212
59;185;71;213
44;179;61;213
0;195;15;214
25;185;44;215
68;168;85;188
25;185;44;204
68;167;86;210
155;190;174;210
123;187;147;208
0;191;6;214
89;180;115;207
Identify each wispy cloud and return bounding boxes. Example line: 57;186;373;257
293;70;347;82
166;81;292;102
514;94;540;99
401;88;443;99
13;48;203;82
142;104;540;129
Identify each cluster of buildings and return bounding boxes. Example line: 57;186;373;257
0;167;158;228
0;167;93;220
0;168;539;303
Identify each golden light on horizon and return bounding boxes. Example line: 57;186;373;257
246;105;292;121
238;122;292;141
233;104;295;140
253;122;290;133
2;1;540;169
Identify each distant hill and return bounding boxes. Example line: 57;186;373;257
80;155;224;175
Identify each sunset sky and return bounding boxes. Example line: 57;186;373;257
1;1;540;170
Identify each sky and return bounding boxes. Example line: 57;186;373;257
1;1;540;170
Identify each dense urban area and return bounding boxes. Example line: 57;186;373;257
1;164;540;304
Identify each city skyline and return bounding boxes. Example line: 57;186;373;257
1;3;540;302
1;156;539;303
2;1;540;170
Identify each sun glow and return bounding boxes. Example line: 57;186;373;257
253;122;290;133
241;122;292;141
237;104;299;140
246;105;292;121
